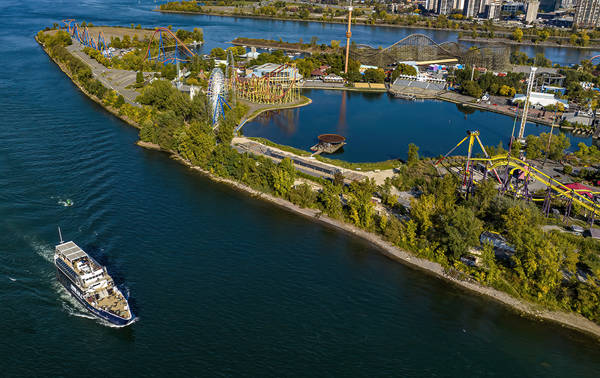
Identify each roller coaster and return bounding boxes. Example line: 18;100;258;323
437;131;600;221
143;27;196;65
62;19;110;56
233;63;301;104
350;33;509;70
588;55;600;64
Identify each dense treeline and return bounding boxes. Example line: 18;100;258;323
388;165;600;322
39;28;600;325
452;66;525;98
38;31;112;101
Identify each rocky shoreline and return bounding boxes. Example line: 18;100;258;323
38;37;600;341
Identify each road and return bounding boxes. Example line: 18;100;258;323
66;41;144;106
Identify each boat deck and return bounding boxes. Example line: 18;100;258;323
95;294;130;319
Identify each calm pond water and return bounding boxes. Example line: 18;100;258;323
242;89;591;162
2;1;600;376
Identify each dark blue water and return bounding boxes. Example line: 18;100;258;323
242;89;591;162
2;1;600;376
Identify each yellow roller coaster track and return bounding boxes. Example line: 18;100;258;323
469;155;600;213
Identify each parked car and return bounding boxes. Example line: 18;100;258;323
570;225;585;235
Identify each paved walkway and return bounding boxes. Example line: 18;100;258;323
66;42;143;105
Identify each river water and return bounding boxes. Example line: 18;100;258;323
2;1;600;376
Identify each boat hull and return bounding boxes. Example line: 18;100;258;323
55;266;133;326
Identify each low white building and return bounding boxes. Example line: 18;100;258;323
512;92;569;109
247;63;302;81
323;74;344;83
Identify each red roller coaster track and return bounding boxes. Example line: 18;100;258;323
589;55;600;63
142;27;196;64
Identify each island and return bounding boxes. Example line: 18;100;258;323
36;20;600;339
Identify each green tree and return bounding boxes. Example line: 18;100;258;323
410;194;436;234
210;47;227;60
534;53;552;67
570;33;578;45
289;183;317;208
462;80;483;98
512;28;523;42
137;79;178;110
347;178;377;228
363;68;385;83
379;178;398;208
391;63;417;81
563;164;573;175
471;178;498;218
581;32;590;46
442;206;483;259
498;85;516;97
114;94;125;108
481;243;499;283
136;71;144;84
407;143;419;167
271;157;296;197
319;181;343;218
217;113;235;145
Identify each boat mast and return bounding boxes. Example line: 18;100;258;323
58;226;63;244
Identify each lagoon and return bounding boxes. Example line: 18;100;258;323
242;89;591;162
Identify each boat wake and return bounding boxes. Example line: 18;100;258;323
30;238;54;263
58;198;74;207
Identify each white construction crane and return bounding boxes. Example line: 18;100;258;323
517;66;537;141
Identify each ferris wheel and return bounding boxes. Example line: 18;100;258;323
207;68;230;127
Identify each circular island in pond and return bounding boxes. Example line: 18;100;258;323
311;134;347;154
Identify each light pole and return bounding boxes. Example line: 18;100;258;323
344;2;353;74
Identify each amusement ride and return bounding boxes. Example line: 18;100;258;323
62;19;110;56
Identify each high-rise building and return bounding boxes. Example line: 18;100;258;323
502;1;525;14
437;0;454;14
463;0;484;17
525;0;540;23
561;0;575;8
426;0;439;11
574;0;600;28
486;0;502;19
